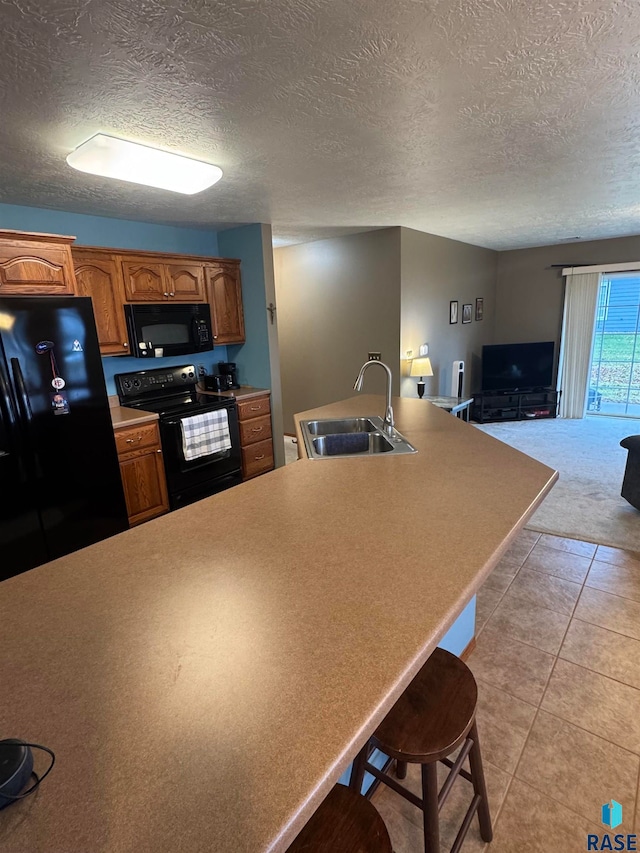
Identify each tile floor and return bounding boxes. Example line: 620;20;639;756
371;529;640;851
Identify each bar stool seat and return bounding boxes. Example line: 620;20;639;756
350;647;492;853
286;784;393;853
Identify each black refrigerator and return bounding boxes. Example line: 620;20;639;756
0;297;129;581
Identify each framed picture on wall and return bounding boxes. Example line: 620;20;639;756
475;298;484;321
462;303;472;324
449;300;458;324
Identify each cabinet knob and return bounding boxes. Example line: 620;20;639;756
169;292;175;297
164;292;169;297
157;449;162;454
213;335;218;339
123;342;128;348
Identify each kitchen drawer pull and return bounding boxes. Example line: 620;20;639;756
249;405;262;411
125;436;142;443
251;426;264;433
254;454;265;460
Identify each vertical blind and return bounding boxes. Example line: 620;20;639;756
558;271;601;418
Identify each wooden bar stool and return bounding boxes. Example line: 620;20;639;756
286;783;393;853
349;647;492;853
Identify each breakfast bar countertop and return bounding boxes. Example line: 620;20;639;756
0;395;557;853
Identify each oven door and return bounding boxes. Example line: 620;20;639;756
159;401;242;509
124;303;213;358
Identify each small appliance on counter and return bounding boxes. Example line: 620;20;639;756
203;374;227;392
217;362;240;390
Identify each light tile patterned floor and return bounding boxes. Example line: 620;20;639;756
371;530;640;851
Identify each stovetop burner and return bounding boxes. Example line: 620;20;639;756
114;364;229;418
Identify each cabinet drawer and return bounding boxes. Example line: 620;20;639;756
114;421;160;456
242;438;274;480
237;395;271;421
239;414;272;446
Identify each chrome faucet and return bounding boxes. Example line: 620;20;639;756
353;360;395;434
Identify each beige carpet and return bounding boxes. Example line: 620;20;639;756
476;415;640;552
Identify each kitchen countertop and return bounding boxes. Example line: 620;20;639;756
196;384;270;400
0;395;557;853
109;405;159;429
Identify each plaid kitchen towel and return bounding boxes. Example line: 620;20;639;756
181;409;231;461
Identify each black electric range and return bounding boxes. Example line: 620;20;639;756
115;365;242;510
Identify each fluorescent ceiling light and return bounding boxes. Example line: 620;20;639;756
66;134;223;195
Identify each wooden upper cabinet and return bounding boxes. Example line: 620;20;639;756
205;262;246;344
72;250;129;356
121;256;205;302
0;231;77;295
121;258;166;301
165;263;205;301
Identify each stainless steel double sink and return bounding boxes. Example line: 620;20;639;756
299;416;417;459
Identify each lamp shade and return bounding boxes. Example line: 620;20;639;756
410;357;433;377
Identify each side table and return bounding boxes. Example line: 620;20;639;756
422;395;474;421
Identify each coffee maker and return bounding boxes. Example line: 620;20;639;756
217;362;240;390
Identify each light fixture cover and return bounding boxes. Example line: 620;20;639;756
66;134;223;195
410;357;433;377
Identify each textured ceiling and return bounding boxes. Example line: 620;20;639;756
1;0;640;249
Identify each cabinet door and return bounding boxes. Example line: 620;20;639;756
165;263;205;301
73;252;129;355
0;245;76;295
122;257;167;301
119;449;169;526
205;263;245;344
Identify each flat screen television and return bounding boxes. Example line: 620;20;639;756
481;341;555;392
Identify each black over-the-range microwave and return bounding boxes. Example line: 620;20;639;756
124;303;213;358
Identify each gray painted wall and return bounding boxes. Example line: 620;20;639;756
274;229;401;433
400;228;498;397
495;234;640;352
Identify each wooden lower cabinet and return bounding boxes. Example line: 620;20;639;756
237;393;274;480
114;421;169;526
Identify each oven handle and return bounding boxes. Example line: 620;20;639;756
164;405;238;470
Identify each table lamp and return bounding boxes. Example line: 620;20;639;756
410;357;433;398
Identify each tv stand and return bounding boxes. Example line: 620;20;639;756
472;389;559;424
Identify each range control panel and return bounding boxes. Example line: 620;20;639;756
116;365;197;399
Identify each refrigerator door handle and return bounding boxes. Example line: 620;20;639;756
11;357;43;478
0;357;18;430
11;357;34;425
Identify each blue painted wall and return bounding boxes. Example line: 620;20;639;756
0;203;218;255
101;351;228;396
218;224;272;389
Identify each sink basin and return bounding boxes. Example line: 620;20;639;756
312;432;394;456
304;417;378;436
299;416;417;459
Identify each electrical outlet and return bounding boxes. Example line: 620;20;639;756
198;364;207;377
368;351;381;361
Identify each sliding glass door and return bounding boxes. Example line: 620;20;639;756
589;272;640;417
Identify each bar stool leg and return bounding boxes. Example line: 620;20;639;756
468;721;493;842
421;762;440;853
395;760;407;779
349;742;369;794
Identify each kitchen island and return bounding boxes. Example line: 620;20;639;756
0;394;556;853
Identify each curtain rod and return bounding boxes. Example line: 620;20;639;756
562;261;640;275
